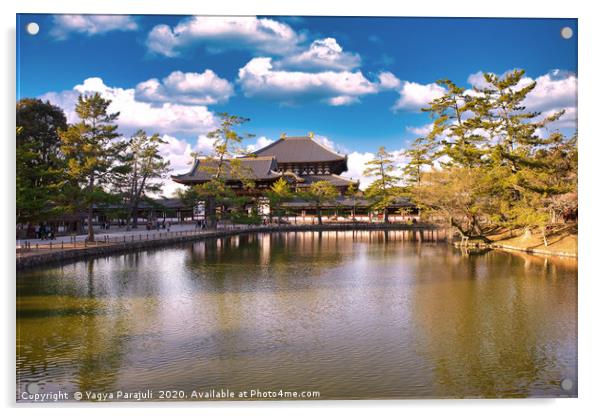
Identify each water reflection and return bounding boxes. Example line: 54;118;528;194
17;231;577;400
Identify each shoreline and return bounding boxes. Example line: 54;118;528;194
16;224;577;270
488;242;577;258
16;223;443;270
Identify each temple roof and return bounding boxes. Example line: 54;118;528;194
295;174;359;188
247;136;346;164
172;156;282;184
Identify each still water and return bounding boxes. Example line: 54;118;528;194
17;231;577;400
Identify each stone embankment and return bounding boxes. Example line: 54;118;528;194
16;223;443;270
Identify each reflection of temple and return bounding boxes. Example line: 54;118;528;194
172;135;416;222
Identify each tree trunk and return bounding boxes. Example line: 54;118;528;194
383;209;389;224
87;174;95;242
132;202;139;229
450;218;469;239
207;196;217;229
316;204;323;225
541;226;549;247
87;205;94;242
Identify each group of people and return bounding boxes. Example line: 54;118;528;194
146;220;171;231
34;223;55;240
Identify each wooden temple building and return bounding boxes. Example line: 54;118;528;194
172;135;359;194
172;135;416;223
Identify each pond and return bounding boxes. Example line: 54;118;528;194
16;231;577;401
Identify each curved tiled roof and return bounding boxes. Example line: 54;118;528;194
172;156;282;183
247;136;346;163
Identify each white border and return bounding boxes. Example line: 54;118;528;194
3;1;601;415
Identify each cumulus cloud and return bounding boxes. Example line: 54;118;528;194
312;134;350;155
50;15;138;40
392;81;446;111
146;16;302;57
276;38;361;72
237;57;389;106
341;151;375;189
406;123;433;137
341;149;405;190
378;72;402;90
135;69;234;106
40;77;217;136
246;136;275;153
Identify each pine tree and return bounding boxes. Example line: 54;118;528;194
58;93;125;241
266;177;293;224
122;130;170;229
301;180;339;225
16;99;68;232
363;147;401;223
345;182;361;220
404;69;577;243
195;113;255;229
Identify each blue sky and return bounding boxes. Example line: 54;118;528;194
16;14;578;193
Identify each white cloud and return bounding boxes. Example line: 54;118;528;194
277;38;361;71
392;81;446;111
524;70;577;115
146;16;302;57
406;123;433;137
135;70;234;106
327;96;360;106
50;15;138;40
157;134;195;197
313;134;350;155
378;72;401;90
246;136;275;152
343;148;407;190
342;151;375;189
40;77;218;136
237;57;382;106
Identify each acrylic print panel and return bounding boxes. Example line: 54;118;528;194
16;14;578;402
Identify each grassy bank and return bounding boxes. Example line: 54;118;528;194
486;225;577;257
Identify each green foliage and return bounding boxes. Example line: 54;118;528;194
300;180;339;225
16;99;68;225
195;112;256;228
363;147;402;223
119;130;170;228
265;178;293;222
404;69;578;241
58;93;125;240
229;208;262;225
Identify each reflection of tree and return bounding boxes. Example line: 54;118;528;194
17;258;162;396
184;232;348;287
411;250;577;397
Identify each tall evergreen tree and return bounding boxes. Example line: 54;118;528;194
266;177;293;224
404;69;577;242
363;147;401;223
301;180;339;225
121;130;170;229
59;93;125;241
16;99;67;230
194;113;255;229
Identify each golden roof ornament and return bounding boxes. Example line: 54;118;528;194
308;131;315;139
280;132;287;139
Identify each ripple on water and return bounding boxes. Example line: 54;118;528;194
16;232;577;400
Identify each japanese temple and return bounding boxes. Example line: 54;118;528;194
172;135;359;194
171;134;416;222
